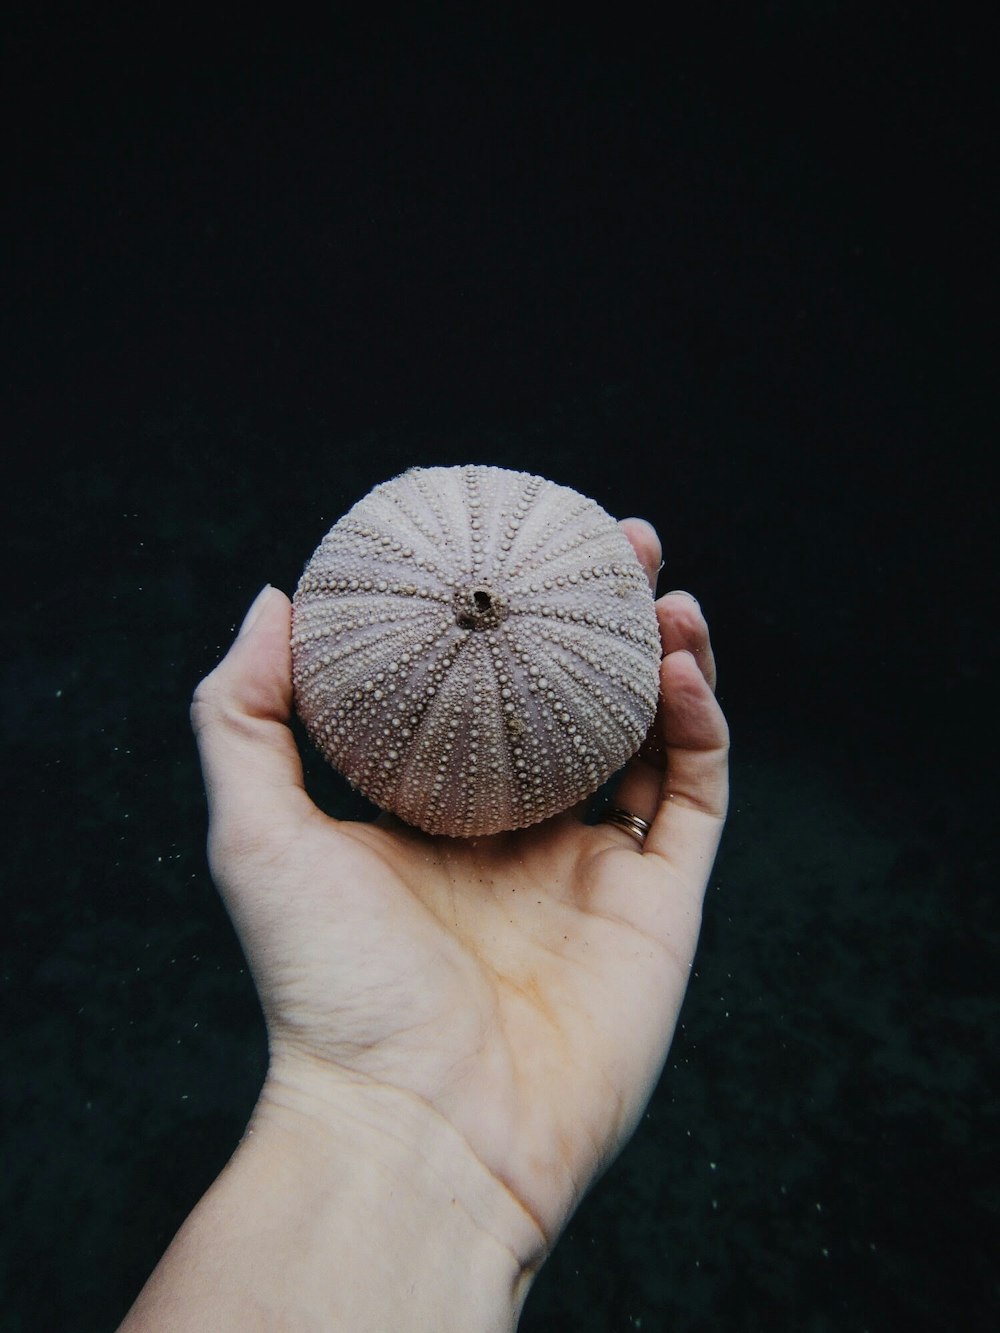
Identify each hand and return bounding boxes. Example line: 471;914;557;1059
193;519;727;1229
121;519;728;1331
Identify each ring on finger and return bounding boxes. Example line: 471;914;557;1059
601;807;652;846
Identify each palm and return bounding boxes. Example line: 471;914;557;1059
221;786;704;1237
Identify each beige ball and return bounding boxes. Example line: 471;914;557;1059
291;465;660;836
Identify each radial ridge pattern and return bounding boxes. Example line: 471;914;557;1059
290;465;661;836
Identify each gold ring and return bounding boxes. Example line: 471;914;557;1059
602;807;651;846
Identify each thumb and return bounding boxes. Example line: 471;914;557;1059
190;585;314;859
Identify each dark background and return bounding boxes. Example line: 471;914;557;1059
3;4;995;1330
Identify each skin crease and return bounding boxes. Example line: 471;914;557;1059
119;516;729;1331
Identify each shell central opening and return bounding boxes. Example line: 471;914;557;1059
453;584;508;630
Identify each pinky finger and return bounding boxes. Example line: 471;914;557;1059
643;648;729;875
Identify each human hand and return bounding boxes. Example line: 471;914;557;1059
190;519;728;1258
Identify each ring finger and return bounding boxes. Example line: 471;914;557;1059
602;591;717;839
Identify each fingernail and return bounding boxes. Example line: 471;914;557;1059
665;589;700;606
237;584;272;638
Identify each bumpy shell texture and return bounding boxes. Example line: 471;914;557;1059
290;465;661;836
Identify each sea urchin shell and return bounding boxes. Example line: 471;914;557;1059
290;465;661;836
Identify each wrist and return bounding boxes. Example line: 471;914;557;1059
252;1054;546;1331
121;1055;546;1331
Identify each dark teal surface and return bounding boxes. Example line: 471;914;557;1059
3;6;995;1329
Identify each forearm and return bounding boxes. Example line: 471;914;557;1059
119;1072;544;1332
